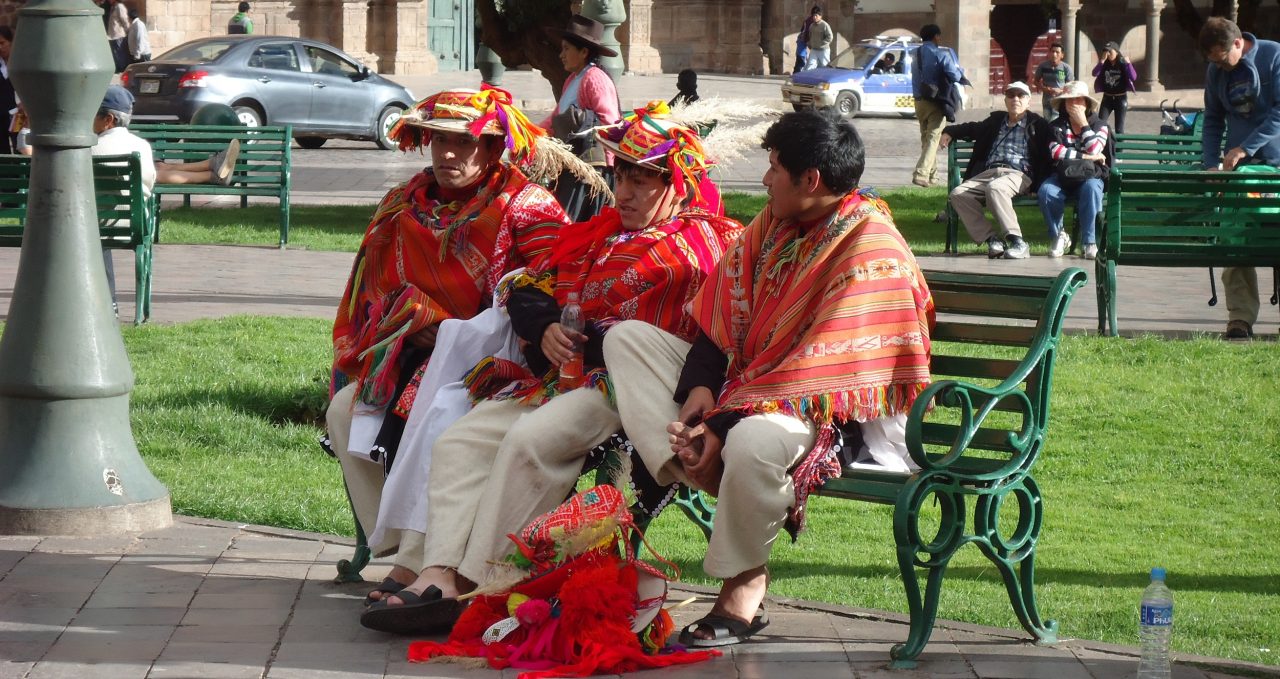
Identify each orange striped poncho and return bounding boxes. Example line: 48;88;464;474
468;206;744;405
332;163;567;406
690;189;934;534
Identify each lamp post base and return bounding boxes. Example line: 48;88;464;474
0;496;171;535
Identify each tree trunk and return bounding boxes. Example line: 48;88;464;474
476;0;574;100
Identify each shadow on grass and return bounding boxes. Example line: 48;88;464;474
139;380;330;428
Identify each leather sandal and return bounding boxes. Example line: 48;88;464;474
363;576;408;607
677;609;769;648
359;585;464;636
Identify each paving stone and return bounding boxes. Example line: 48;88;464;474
155;641;274;664
966;657;1094;679
70;607;189;627
147;659;265;678
187;591;299;610
853;659;977;679
167;623;283;644
33;537;137;554
41;635;167;663
181;606;292;628
0;631;62;662
739;659;858;678
197;577;300;596
0;662;36;679
279;621;391;644
0;607;79;626
0;588;93;609
26;661;155;679
83;590;193;609
56;624;173;641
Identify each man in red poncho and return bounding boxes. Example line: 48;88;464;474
324;87;575;605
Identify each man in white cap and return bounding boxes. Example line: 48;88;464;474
940;81;1052;259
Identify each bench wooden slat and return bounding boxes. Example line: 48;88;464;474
130;123;292;247
930;288;1045;320
930;321;1039;346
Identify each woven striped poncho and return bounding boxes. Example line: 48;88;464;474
332;163;567;406
467;206;745;406
691;189;935;534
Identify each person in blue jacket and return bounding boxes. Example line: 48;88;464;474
911;24;964;187
1200;17;1280;339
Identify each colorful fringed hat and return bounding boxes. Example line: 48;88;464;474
596;101;712;200
389;84;613;200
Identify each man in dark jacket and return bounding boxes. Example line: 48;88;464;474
940;81;1052;259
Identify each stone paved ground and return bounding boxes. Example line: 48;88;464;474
2;517;1275;679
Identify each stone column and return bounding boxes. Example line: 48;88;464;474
621;0;662;75
1060;0;1082;74
1141;0;1164;91
934;0;992;108
385;0;436;75
337;0;376;66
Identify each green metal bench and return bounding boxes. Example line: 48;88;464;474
0;152;157;324
129;123;292;247
1097;168;1280;335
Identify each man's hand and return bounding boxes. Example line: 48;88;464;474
939;132;952;150
676;386;716;427
406;324;439;349
540;322;585;367
668;421;724;496
1222;146;1248;172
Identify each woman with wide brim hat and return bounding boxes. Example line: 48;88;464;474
540;14;621;222
1039;80;1114;261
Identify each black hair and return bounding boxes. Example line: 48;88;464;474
1199;17;1242;55
1050;42;1065;52
127;6;139;20
761;109;864;194
0;26;13;42
614;157;673;187
238;1;251;12
810;5;822;14
562;36;602;64
920;24;942;42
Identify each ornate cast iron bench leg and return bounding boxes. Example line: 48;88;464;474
334;478;371;583
975;476;1058;646
889;476;966;669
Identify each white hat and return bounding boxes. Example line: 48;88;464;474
1050;80;1099;111
1004;81;1031;96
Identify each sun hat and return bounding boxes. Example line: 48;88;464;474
1051;80;1099;112
1004;81;1031;96
595;101;712;200
545;14;619;58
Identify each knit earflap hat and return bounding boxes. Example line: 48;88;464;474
596;101;712;201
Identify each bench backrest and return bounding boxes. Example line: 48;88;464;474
1104;168;1280;265
129;123;292;190
0;153;150;247
908;268;1087;481
1112;133;1202;173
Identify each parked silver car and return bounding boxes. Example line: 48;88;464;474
122;36;415;150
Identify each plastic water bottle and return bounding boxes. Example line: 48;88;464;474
558;292;585;391
1137;567;1173;679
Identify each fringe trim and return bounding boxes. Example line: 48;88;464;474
717;381;929;426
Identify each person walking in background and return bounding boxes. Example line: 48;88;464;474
541;14;621;222
911;23;964;187
669;68;700;107
0;26;16;156
792;12;813;74
228;2;253;34
105;0;129;73
126;7;150;65
1034;43;1073;119
1199;17;1280;340
802;6;833;71
1093;41;1137;133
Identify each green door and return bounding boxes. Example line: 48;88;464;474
428;0;473;72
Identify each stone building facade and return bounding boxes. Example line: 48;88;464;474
0;0;1273;98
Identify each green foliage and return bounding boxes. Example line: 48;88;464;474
99;316;1280;665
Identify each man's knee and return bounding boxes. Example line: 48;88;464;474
326;383;357;432
602;319;651;363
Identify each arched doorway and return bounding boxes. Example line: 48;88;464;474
990;4;1051;88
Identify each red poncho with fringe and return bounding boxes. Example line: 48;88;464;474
466;206;744;406
690;190;935;534
331;164;567;406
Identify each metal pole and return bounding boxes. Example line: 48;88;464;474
0;0;171;535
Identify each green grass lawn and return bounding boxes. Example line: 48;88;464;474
110;316;1279;665
158;187;1035;257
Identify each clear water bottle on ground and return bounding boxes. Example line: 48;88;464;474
558;292;585;392
1137;567;1173;679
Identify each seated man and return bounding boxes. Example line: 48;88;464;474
360;111;747;634
940;81;1051;259
872;52;897;75
93;86;239;189
603;109;935;647
325;87;573;604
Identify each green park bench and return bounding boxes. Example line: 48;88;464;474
1097;168;1280;336
945;133;1200;255
331;266;1088;669
129;123;292;248
0;152;157;324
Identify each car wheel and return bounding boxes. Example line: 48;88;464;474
375;105;405;150
232;104;264;127
296;136;327;149
834;92;860;118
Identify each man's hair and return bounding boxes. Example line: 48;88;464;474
100;109;131;128
810;5;822;15
0;26;13;42
238;1;251;12
615;158;673;186
1199;17;1241;55
761;109;864;194
127;6;139;20
920;24;942;43
1050;42;1064;52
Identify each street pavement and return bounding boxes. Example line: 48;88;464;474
0;69;1276;678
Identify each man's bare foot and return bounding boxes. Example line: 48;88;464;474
383;566;475;606
687;565;768;641
366;564;416;603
